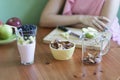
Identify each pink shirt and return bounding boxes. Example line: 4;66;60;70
63;0;120;45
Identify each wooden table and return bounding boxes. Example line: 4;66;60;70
0;27;120;80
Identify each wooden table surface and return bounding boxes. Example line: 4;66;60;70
0;27;120;80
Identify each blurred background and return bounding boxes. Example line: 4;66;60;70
0;0;120;25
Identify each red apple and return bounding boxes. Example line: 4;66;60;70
6;17;22;34
0;20;3;25
6;17;22;27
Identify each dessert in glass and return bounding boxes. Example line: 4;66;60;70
16;24;37;65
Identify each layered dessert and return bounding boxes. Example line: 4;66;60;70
17;24;37;65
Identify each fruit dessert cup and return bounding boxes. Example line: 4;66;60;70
49;40;75;60
17;24;37;65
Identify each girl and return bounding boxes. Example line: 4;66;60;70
40;0;120;45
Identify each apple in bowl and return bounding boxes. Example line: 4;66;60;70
0;20;3;25
6;17;22;33
6;17;22;27
0;25;13;40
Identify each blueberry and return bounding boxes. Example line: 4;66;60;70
17;24;37;37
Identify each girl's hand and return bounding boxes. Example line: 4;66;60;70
79;15;110;31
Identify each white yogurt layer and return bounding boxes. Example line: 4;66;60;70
17;41;36;64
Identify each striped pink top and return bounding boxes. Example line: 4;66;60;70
63;0;120;45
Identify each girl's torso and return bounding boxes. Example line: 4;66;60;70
63;0;105;16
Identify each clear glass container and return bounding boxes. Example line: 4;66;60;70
81;31;111;64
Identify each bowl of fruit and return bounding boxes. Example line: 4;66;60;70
0;24;17;44
0;17;22;44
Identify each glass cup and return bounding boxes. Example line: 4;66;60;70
16;25;37;65
81;31;111;64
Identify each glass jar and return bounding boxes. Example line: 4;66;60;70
81;31;111;64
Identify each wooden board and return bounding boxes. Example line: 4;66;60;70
43;27;112;49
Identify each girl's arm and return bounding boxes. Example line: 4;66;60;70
39;0;80;27
100;0;120;26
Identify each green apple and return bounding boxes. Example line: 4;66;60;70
85;32;94;39
82;27;98;39
0;25;13;40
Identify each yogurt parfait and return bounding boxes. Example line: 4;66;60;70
17;24;37;65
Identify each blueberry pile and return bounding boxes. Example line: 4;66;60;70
17;24;37;38
18;24;36;31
